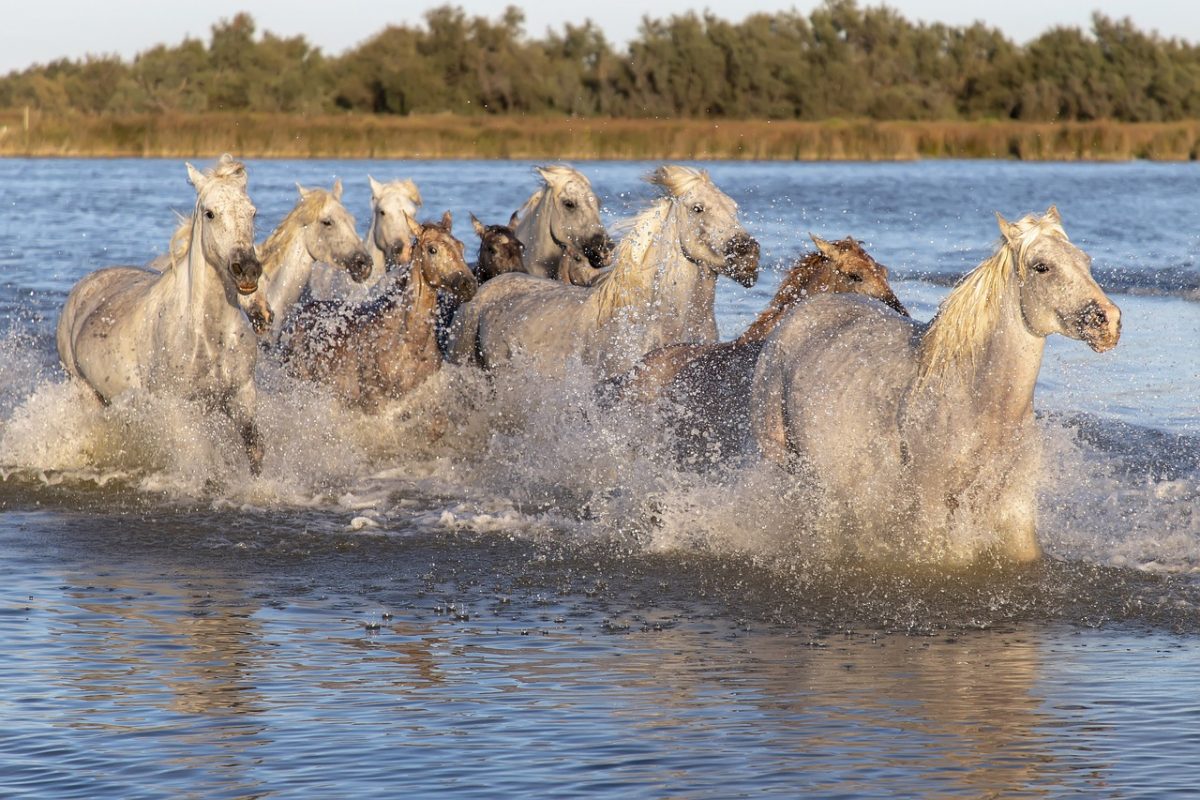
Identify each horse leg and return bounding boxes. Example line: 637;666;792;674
223;382;263;475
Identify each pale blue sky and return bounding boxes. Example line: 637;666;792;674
1;0;1193;73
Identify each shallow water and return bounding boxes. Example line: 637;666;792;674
1;158;1198;797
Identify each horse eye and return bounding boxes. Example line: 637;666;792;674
1032;262;1050;274
692;204;704;214
428;245;438;255
563;200;577;210
322;218;333;227
378;209;386;216
488;246;496;254
204;209;215;220
847;273;863;283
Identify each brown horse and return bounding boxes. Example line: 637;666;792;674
281;211;478;412
470;212;526;282
612;234;908;465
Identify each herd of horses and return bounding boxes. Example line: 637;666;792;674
55;155;1123;565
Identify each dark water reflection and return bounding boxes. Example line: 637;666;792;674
2;508;1198;798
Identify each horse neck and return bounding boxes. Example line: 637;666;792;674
261;223;314;315
735;254;827;345
515;194;557;272
170;214;239;329
917;271;1045;429
599;210;718;346
388;258;440;347
366;211;388;284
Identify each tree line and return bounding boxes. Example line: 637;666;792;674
4;1;1200;123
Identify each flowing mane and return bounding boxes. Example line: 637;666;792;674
258;188;335;272
918;211;1067;386
591;166;711;320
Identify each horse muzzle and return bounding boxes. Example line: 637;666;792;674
582;231;615;269
722;233;761;287
878;288;909;317
229;249;262;295
343;250;374;283
1076;299;1122;352
442;271;479;304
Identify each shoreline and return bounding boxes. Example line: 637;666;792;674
3;112;1200;161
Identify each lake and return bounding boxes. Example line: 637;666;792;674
0;158;1198;798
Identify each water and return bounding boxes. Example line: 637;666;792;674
1;158;1198;798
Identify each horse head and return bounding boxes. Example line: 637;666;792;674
185;154;261;295
369;176;422;270
808;234;907;315
531;165;613;268
654;165;759;288
296;179;372;282
471;212;525;282
999;206;1121;352
555;242;595;286
406;210;478;304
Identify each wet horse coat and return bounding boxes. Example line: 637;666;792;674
282;212;477;412
614;236;908;465
56;155;266;472
448;166;760;380
750;209;1122;565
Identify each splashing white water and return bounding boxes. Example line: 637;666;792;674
0;328;1195;573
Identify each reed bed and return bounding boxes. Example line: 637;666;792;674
2;111;1200;161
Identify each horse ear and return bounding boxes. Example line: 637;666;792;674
441;210;453;231
185;162;207;191
470;213;486;238
402;179;423;206
508;211;520;228
809;233;837;259
368;175;383;198
1044;204;1062;225
296;182;312;199
995;212;1021;245
400;209;418;234
332;178;344;201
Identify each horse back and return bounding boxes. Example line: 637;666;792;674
753;293;919;468
57;266;159;385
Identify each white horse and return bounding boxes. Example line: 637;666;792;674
365;175;423;285
512;165;614;278
254;180;371;339
750;208;1122;565
56;155;266;472
449;165;760;379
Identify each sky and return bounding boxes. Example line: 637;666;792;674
1;0;1195;73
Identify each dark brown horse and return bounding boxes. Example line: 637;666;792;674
612;235;908;465
470;212;526;282
281;211;477;412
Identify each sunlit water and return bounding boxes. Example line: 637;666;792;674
1;158;1198;798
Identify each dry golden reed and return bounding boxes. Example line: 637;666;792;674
2;111;1200;161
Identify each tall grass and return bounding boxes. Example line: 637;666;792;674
2;111;1199;161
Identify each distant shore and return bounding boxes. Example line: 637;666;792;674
3;111;1200;161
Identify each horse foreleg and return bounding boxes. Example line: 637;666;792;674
223;382;263;475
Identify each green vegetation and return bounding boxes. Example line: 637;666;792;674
2;2;1200;160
